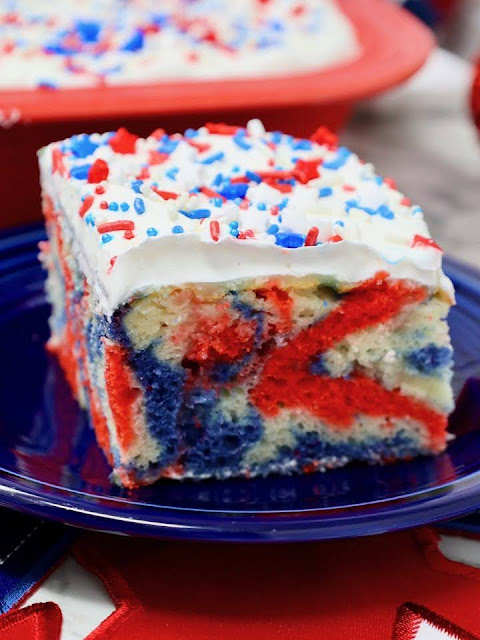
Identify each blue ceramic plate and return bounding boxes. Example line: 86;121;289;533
0;225;479;542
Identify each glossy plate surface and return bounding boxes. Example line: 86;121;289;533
0;225;479;542
0;0;433;123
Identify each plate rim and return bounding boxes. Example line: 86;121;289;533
0;223;479;542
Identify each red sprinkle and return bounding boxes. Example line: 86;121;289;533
87;158;109;183
124;230;134;240
310;126;338;149
150;128;166;140
200;186;225;200
150;187;179;200
186;139;211;153
239;200;250;210
79;195;94;218
148;150;168;165
245;229;254;238
258;169;295;180
210;220;220;242
305;226;319;246
384;177;397;189
329;234;343;243
205;123;241;135
109;128;138;154
291;3;306;16
99;201;108;209
136;167;150;180
267;181;293;193
400;197;411;206
95;185;105;194
52;148;68;177
411;235;443;252
343;184;356;192
270;205;279;216
230;176;250;184
97;220;134;234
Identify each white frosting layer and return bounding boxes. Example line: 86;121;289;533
38;120;453;316
0;0;358;89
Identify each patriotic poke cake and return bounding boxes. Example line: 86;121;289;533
0;0;358;90
38;120;454;487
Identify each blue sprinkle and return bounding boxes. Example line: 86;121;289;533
172;225;184;234
200;152;225;165
277;198;288;211
120;202;130;212
134;197;145;215
130;180;143;194
256;35;279;49
267;224;279;235
108;202;119;211
257;202;267;211
102;233;113;244
84;213;95;227
375;176;383;186
184;128;198;138
345;199;358;212
246;171;261;183
275;232;305;248
157;139;179;154
122;29;144;52
230;228;239;238
189;187;200;194
268;19;285;32
233;136;252;151
291;139;313;151
377;204;394;220
147;227;159;236
229;221;239;229
179;209;211;219
70;164;91;180
37;80;57;89
270;131;283;144
323;146;351;170
166;167;179;180
75;20;101;43
319;186;333;198
152;13;169;27
213;198;223;208
70;134;98;158
43;44;75;55
220;183;249;200
335;220;345;227
412;206;423;215
278;215;283;223
232;165;241;174
213;173;223;187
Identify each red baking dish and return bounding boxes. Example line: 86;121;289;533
0;0;433;228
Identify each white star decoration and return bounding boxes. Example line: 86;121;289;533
393;603;479;640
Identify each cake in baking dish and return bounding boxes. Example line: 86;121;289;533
38;120;454;487
0;0;358;90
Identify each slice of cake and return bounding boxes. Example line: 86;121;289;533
38;120;454;487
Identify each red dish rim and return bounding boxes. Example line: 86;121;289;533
0;0;434;124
